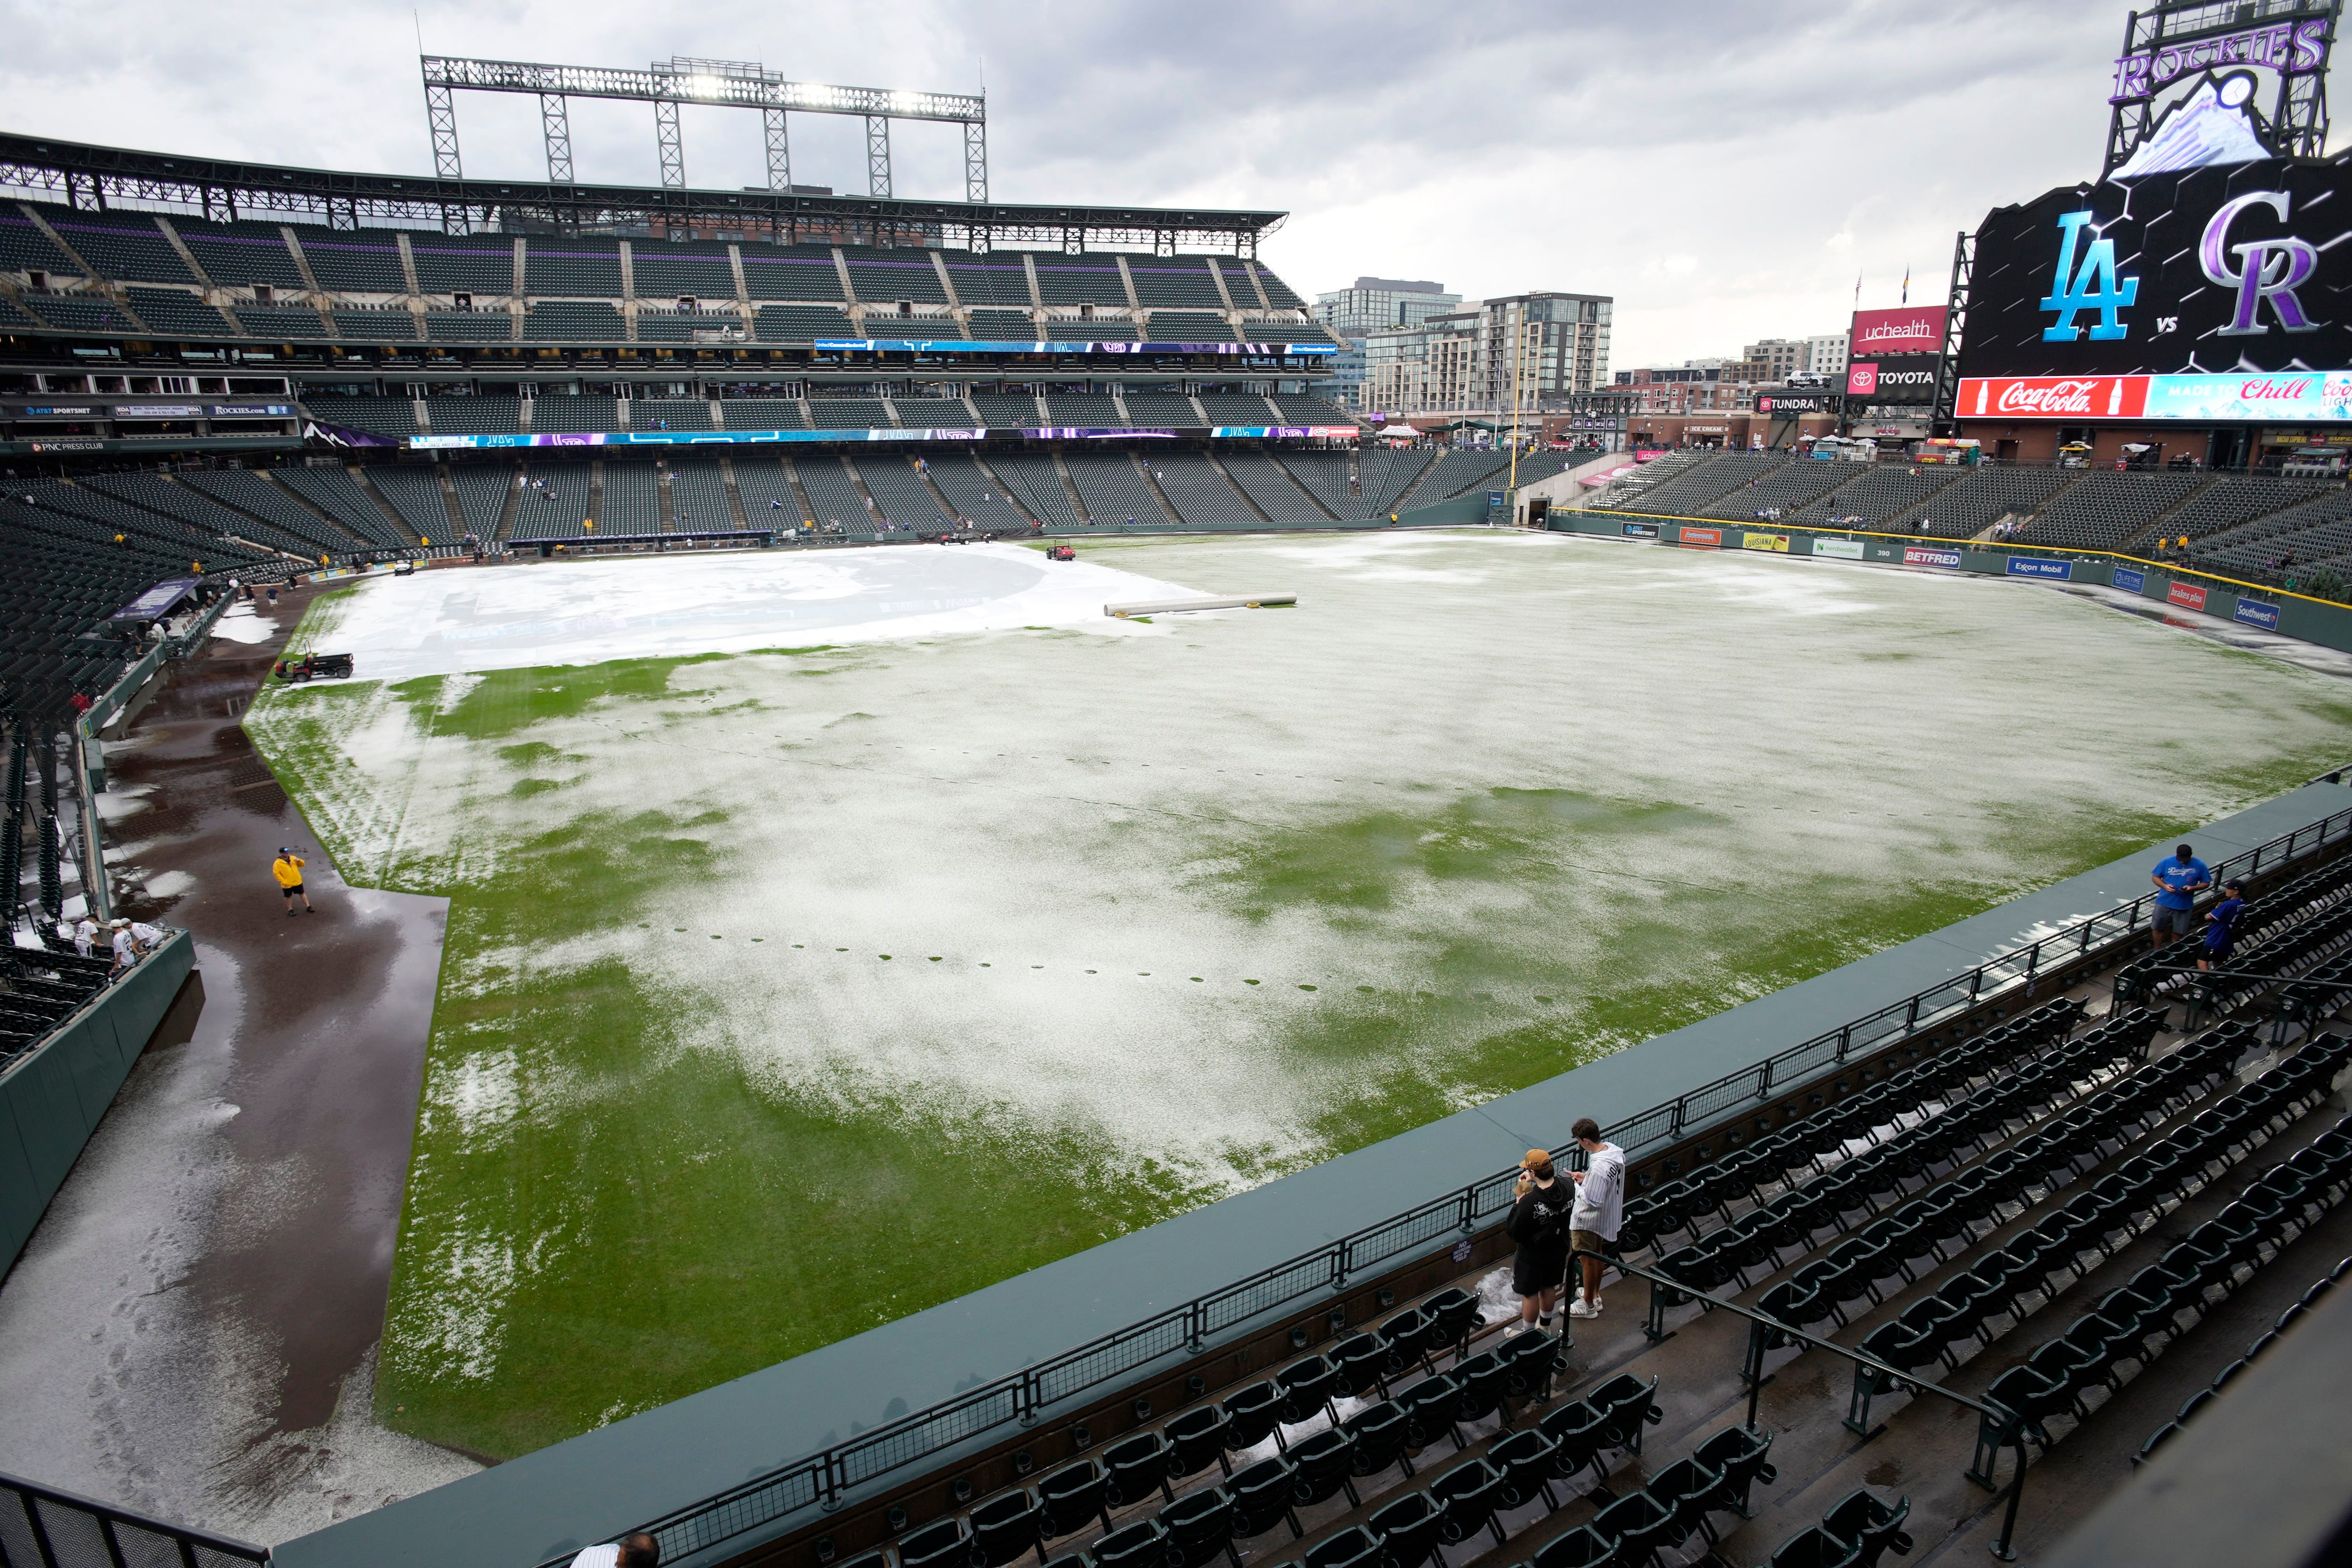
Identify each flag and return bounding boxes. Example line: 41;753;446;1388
1901;266;1910;305
1853;272;1862;307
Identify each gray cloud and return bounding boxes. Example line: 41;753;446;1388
0;0;2316;365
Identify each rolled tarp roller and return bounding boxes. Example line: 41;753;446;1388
1105;594;1297;617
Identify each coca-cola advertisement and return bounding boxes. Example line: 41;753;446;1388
1960;158;2352;380
1957;375;2150;420
1848;307;1947;359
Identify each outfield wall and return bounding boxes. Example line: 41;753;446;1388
0;934;194;1275
1559;507;2352;657
278;783;2352;1568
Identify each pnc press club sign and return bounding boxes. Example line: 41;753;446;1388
1956;158;2352;418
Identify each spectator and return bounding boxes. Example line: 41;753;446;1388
1565;1116;1625;1320
1505;1149;1574;1329
2149;843;2210;948
72;913;98;958
273;846;314;915
109;919;139;975
569;1535;660;1568
265;585;279;606
129;918;166;954
2200;877;2246;971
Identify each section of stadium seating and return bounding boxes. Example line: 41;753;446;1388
1149;452;1260;528
1789;465;1962;526
2;212;1337;366
854;456;949;528
985;451;1084;529
923;454;1031;530
1065;450;1168;526
273;465;410;549
176;222;305;289
508;465;593;541
629;244;738;302
367;466;454;541
796;454;882;535
668;460;734;531
450;466;513;538
2015;470;2212;550
1217;448;1330;522
600;462;660;533
1699;456;1859;521
125;287;234;337
1884;466;2074;539
632;399;717;433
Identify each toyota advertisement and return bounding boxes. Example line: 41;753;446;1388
1959;159;2352;401
1845;307;1945;406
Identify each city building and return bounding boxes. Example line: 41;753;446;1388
1804;332;1849;377
1312;278;1462;411
1363;289;1613;422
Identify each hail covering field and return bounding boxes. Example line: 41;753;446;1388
245;531;2352;1458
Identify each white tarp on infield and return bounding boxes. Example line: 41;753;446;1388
319;543;1201;682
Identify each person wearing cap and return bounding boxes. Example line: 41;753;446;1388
2149;843;2210;948
273;847;313;915
2200;877;2246;971
72;913;98;958
1506;1149;1575;1329
1565;1117;1626;1320
109;919;140;975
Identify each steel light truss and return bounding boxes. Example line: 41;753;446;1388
418;53;986;199
2102;0;2342;175
865;114;891;199
539;93;574;185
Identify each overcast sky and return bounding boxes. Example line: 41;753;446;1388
2;0;2322;366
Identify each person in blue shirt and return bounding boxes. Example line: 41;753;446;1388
2149;843;2211;948
2200;878;2246;971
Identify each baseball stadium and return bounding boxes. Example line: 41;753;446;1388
6;8;2352;1568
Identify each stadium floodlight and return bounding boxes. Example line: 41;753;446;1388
417;51;988;224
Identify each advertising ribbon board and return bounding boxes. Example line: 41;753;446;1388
1903;545;1963;569
2169;581;2210;612
1622;522;1661;538
1812;538;1867;560
1678;526;1724;549
2234;598;2281;629
2005;556;2073;580
2113;565;2148;593
1741;533;1791;553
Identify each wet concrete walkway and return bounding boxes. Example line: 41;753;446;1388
0;585;478;1542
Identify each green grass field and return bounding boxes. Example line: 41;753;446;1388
245;533;2352;1458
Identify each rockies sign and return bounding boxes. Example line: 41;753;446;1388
1959;157;2352;380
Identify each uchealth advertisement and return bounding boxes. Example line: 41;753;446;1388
1812;538;1866;560
1850;306;1947;359
1956;371;2352;421
1678;526;1723;549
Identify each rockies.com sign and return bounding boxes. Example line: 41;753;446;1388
1960;157;2352;379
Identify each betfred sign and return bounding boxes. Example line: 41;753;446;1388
1958;374;2148;419
2168;581;2209;612
1850;307;1947;358
1904;545;1963;569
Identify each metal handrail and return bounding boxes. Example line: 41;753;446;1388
1574;1248;2032;1561
0;1465;268;1565
580;799;2352;1568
